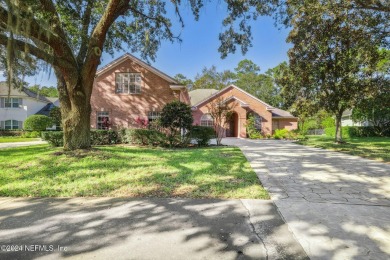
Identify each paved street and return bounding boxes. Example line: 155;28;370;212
224;138;390;260
0;198;307;260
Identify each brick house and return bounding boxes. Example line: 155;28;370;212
91;53;297;136
190;85;298;137
90;53;189;129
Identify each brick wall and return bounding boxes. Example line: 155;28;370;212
90;59;185;129
193;86;274;137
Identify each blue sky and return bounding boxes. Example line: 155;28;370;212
1;2;292;87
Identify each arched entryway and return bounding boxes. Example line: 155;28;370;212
226;112;239;137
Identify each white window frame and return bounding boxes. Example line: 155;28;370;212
97;111;110;129
1;97;22;108
4;120;21;130
115;73;142;94
200;113;214;127
147;111;161;122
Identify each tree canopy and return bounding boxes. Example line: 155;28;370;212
0;0;279;150
279;1;388;142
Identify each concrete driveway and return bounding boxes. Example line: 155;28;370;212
223;138;390;260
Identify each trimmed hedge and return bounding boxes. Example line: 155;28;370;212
42;130;122;147
325;126;390;138
24;115;52;131
41;131;64;147
120;129;167;146
0;130;24;136
90;130;121;145
190;126;215;146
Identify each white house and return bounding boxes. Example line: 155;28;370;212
341;109;370;127
0;82;58;130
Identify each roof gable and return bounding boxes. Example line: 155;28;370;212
192;84;274;109
0;82;51;103
96;53;178;84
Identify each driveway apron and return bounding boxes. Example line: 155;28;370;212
223;138;390;260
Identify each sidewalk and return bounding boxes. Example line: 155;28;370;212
0;197;308;260
0;140;47;149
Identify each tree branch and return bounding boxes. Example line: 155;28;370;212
76;0;94;65
0;33;70;67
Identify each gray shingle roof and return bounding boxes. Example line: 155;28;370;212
22;87;52;103
188;89;219;106
271;108;296;118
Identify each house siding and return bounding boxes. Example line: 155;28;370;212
0;85;50;129
90;58;186;129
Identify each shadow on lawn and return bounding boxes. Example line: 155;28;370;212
0;198;307;259
0;145;267;198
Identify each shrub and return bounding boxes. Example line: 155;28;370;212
22;131;41;138
41;131;64;147
246;115;263;139
90;130;121;145
0;130;24;136
122;129;166;146
190;126;215;146
160;101;193;147
24;115;52;131
273;129;289;139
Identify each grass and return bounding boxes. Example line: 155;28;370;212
0;137;40;143
297;135;390;163
0;145;269;199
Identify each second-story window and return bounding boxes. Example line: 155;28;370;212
115;73;142;94
1;97;22;108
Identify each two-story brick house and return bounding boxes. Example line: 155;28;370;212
91;53;297;135
90;53;189;129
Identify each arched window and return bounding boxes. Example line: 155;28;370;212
200;113;214;127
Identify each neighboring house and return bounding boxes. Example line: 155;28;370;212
0;82;57;130
190;85;298;137
341;109;370;127
90;53;189;129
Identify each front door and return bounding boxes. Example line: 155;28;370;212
226;112;238;137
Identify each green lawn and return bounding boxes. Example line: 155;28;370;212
0;137;40;143
297;136;390;163
0;145;269;199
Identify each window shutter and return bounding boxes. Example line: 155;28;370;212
18;121;23;129
0;121;4;129
19;98;23;107
0;98;4;108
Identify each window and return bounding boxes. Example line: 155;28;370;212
272;120;280;130
147;111;161;123
115;73;142;94
3;120;21;130
97;111;110;129
253;113;262;131
200;114;214;127
1;97;22;108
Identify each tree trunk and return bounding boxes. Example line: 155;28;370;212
56;70;92;150
335;113;343;143
62;98;91;150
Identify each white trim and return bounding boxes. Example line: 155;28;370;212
222;96;250;107
192;84;274;109
96;53;178;84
